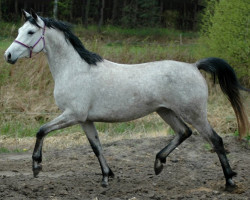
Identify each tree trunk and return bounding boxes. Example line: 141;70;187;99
133;0;138;26
70;0;73;21
98;0;105;32
121;0;127;24
15;0;18;14
82;0;90;28
53;0;58;19
0;0;2;20
193;0;198;30
159;0;164;26
112;0;118;24
23;0;28;11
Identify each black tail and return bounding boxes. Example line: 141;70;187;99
196;57;249;138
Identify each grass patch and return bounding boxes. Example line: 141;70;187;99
0;39;12;50
96;117;166;137
0;114;167;138
0;147;10;153
0;147;26;154
0;121;41;138
204;143;212;151
168;128;175;135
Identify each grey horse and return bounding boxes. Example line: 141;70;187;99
4;10;249;188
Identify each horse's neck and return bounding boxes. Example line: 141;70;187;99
44;29;89;81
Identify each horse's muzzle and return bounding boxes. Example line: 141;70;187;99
4;52;17;64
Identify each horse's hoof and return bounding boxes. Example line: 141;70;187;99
101;177;109;187
225;179;237;192
101;181;108;187
33;162;42;178
154;158;163;175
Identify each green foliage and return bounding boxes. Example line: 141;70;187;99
57;0;73;20
199;0;250;81
199;0;218;36
162;10;179;29
121;0;160;28
0;21;19;39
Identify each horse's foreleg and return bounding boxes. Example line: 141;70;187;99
155;108;192;175
81;121;114;187
32;111;78;177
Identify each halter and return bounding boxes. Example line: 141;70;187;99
14;24;46;58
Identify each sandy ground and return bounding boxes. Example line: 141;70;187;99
0;133;249;200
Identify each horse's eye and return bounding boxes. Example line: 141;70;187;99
28;31;35;35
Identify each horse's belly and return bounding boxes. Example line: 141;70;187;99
87;100;158;122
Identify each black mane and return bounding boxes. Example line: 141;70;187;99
28;16;103;65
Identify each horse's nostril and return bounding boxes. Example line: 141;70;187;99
7;53;11;60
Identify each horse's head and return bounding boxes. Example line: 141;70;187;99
4;10;45;64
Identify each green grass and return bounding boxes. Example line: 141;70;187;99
0;121;42;138
234;130;250;142
204;143;212;151
0;147;10;153
0;147;26;154
0;115;167;138
0;39;12;50
95;119;166;136
168;128;175;135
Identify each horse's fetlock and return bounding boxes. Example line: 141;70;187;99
156;153;166;164
32;154;42;163
108;168;115;178
228;171;237;178
160;157;166;164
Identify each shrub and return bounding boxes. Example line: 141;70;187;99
199;0;250;83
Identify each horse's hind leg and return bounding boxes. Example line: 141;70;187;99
195;122;237;189
155;108;192;175
81;121;114;187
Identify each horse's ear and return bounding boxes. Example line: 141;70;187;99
22;9;30;21
30;9;38;20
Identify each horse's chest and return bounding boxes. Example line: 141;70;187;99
53;83;85;110
53;86;70;110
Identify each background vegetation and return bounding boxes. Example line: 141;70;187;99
199;0;250;81
0;0;205;30
0;0;249;152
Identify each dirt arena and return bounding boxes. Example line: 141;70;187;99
0;134;249;200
